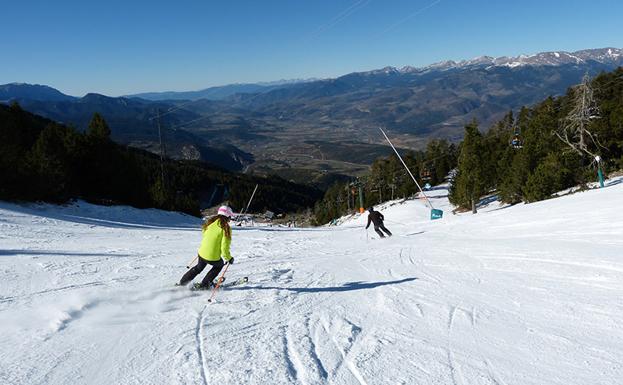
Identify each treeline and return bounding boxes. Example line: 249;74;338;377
314;67;623;224
450;68;623;211
0;103;321;215
313;139;458;224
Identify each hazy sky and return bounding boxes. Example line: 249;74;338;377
2;0;622;96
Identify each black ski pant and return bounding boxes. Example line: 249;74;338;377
179;256;224;286
374;223;392;238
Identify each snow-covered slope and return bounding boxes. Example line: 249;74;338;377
1;180;622;385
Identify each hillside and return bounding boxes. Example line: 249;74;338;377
1;178;621;384
0;103;321;214
7;94;252;171
0;83;75;102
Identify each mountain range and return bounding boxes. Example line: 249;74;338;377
2;47;622;183
0;83;76;102
126;79;318;101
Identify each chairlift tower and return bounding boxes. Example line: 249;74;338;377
345;185;352;211
156;108;167;187
350;179;365;213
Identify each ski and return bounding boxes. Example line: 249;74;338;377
180;276;249;291
221;276;249;288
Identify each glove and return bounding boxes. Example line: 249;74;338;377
227;257;234;265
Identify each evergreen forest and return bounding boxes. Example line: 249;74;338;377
0;103;322;216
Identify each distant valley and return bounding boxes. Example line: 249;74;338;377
3;47;622;185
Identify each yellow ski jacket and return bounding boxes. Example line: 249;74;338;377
198;221;232;262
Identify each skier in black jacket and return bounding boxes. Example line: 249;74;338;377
366;207;392;238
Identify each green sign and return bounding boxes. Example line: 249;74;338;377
431;209;443;220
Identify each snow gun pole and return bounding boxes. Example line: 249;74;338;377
186;255;198;269
379;127;432;207
379;127;443;220
236;184;258;226
243;184;259;216
208;262;231;303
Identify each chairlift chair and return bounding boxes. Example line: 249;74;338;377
420;168;432;182
510;125;523;149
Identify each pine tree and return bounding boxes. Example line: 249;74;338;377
150;177;170;208
497;107;531;204
28;123;77;200
523;153;572;202
87;112;111;140
450;120;486;213
425;139;457;185
498;151;529;204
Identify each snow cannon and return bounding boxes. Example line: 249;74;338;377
430;209;443;220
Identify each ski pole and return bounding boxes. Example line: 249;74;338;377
186;255;198;269
208;262;231;303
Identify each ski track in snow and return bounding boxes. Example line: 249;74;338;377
320;318;367;385
447;306;467;385
195;305;208;385
2;180;623;384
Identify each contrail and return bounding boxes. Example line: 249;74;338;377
303;0;373;41
380;0;442;35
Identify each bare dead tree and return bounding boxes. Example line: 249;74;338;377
555;73;604;158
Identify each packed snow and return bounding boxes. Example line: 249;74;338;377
1;179;623;385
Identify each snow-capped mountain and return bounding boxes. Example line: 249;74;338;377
391;47;623;73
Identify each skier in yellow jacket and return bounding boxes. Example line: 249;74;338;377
179;205;234;289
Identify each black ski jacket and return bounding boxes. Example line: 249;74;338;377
366;211;384;228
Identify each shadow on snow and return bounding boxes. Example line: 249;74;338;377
0;201;199;230
0;249;133;258
233;226;351;233
228;277;417;294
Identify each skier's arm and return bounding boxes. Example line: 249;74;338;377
221;233;233;262
365;215;371;229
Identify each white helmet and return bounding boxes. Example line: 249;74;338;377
217;205;234;218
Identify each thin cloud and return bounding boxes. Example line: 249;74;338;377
380;0;442;35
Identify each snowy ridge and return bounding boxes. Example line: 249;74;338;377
1;178;623;384
366;47;623;75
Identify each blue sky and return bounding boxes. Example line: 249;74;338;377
2;0;622;96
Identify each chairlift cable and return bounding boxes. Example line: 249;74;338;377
148;99;197;121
